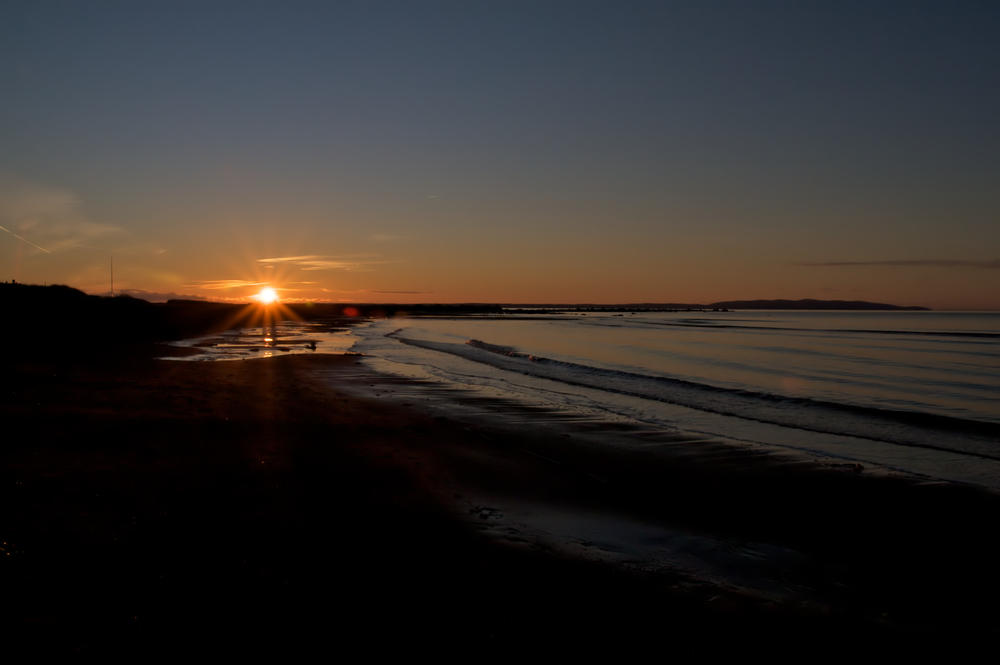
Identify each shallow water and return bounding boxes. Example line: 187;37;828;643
161;319;357;361
348;311;1000;489
163;309;1000;600
370;311;1000;424
163;310;1000;488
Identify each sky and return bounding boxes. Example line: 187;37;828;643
1;1;998;309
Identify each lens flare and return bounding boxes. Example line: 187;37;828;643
258;287;279;304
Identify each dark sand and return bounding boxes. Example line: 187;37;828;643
3;345;1000;655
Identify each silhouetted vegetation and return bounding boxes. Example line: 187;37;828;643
1;283;255;349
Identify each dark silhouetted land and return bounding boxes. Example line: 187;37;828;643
500;299;929;311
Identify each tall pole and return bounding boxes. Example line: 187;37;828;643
110;256;114;297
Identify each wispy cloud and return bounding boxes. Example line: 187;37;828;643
801;259;1000;269
319;287;431;295
186;279;268;290
201;295;263;304
272;296;337;303
0;172;128;254
257;255;390;271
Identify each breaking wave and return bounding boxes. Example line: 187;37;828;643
391;334;1000;461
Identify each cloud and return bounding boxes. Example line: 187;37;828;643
270;296;336;303
320;288;432;295
800;259;1000;269
198;295;261;304
257;255;390;271
0;172;128;254
185;279;268;290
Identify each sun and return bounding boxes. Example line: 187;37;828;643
257;287;279;304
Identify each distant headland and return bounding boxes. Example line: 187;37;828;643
500;299;930;311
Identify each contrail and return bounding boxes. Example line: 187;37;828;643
0;225;52;254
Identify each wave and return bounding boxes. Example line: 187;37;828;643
391;334;1000;461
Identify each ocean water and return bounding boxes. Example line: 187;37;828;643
348;310;1000;489
165;309;1000;593
164;310;1000;489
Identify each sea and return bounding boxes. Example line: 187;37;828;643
171;309;1000;490
167;309;1000;598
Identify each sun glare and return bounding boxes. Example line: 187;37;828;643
257;287;279;304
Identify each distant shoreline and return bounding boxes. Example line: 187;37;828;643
0;283;941;351
496;299;930;311
3;284;932;310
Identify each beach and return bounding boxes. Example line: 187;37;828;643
4;333;1000;656
5;2;998;655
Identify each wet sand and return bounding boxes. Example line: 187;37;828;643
3;346;1000;655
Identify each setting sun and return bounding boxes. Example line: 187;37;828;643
257;287;278;304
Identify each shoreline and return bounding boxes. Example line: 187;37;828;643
4;346;1000;653
325;357;1000;605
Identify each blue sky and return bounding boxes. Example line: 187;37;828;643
2;1;998;307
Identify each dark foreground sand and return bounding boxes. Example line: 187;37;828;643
3;346;999;656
